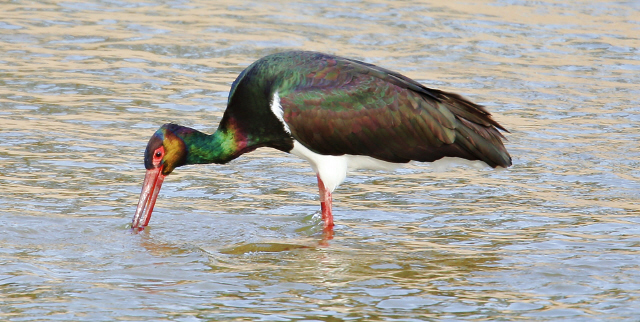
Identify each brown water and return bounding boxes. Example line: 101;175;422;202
2;0;639;320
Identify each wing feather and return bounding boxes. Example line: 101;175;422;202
276;53;511;167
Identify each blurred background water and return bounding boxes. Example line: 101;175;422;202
1;0;639;320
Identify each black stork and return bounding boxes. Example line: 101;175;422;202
132;51;511;235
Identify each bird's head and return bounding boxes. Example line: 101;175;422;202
144;124;189;176
132;123;188;230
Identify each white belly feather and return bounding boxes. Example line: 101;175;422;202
289;141;400;192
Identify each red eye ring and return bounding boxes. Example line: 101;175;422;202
152;147;164;164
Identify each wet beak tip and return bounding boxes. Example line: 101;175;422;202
131;167;165;231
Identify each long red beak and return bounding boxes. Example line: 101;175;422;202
132;167;165;230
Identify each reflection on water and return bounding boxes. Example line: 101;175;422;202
1;0;639;320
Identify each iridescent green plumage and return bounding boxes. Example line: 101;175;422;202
219;51;511;168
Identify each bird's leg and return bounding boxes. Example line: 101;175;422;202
316;174;334;231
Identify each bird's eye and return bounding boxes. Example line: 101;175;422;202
150;147;164;167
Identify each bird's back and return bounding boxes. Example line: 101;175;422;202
223;51;511;168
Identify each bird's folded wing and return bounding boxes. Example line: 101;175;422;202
278;56;511;167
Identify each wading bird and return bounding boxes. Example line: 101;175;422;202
132;51;511;235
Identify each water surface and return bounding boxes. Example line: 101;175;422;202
1;0;639;320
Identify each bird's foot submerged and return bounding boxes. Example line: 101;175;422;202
317;174;335;240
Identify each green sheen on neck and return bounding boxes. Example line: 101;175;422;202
182;128;244;165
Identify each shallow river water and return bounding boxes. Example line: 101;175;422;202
1;0;640;321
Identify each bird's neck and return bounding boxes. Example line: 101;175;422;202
181;126;251;165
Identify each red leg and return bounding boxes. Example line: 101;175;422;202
316;174;334;234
